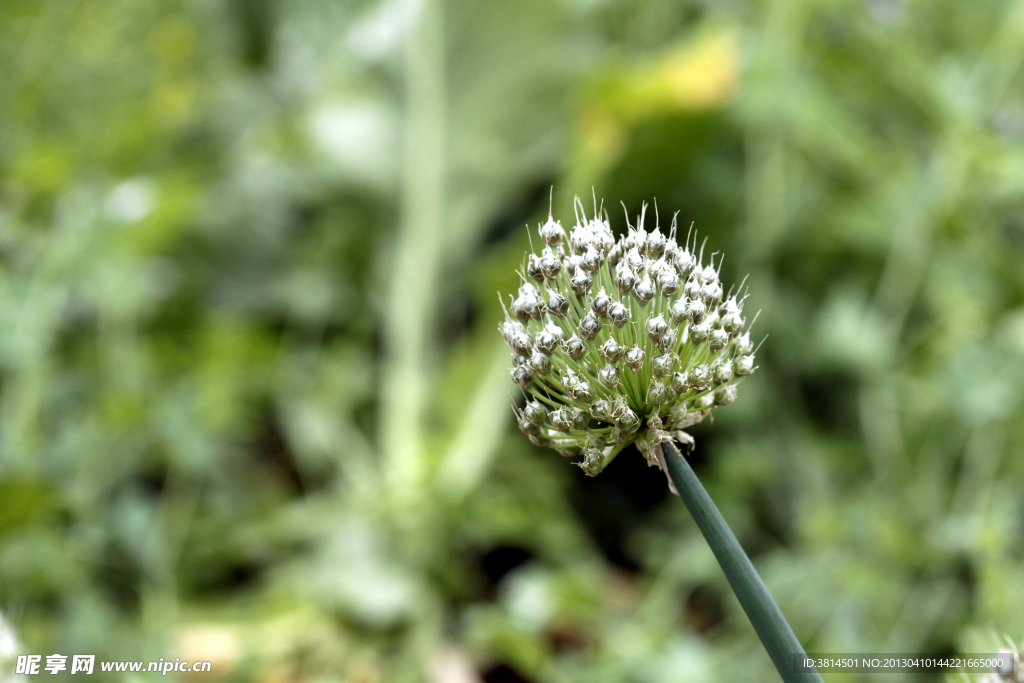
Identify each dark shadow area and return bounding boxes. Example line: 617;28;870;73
480;663;535;683
565;443;673;570
684;583;726;633
478;544;534;597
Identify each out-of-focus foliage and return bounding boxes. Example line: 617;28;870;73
1;0;1024;682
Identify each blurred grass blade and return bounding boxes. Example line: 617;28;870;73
437;340;513;499
662;440;821;683
380;0;446;501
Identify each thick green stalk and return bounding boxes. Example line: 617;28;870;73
661;440;822;683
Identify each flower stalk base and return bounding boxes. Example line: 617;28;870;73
661;440;823;683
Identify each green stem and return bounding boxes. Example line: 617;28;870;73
661;440;822;683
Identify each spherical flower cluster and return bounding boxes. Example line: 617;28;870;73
502;198;757;478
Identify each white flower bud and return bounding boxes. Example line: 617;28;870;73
647;381;669;405
511;331;533;356
510;296;528;321
663;238;678;260
578;312;601;340
633;275;656;303
511;364;533;387
524;293;545;319
529;351;552;373
734;355;755;376
581;246;602;272
646;228;666;257
646;315;669;341
607;301;629;326
667;405;706;429
518;416;540;435
617;408;639;429
625;345;645;371
570;226;591;252
615;263;638;293
734;332;753;356
712;361;734;384
719;296;740;315
571;381;594;403
564;334;586;359
516;284;543;318
579;447;603;476
500;320;522;345
535;330;559;355
653;353;676;377
570;266;592;296
592;288;612;316
611;395;629;417
539;217;565;245
550;409;572;432
600;338;624;362
624;226;646;252
658;269;680;295
689;365;711;390
591;399;613;418
599;364;620;389
669;298;689;324
694;393;715;411
547;292;569;316
688;298;707;323
649;257;670;278
540;249;562;279
657;328;677;352
607;244;623;266
714;385;737;406
524;400;548;425
569;406;589;430
527;254;544;281
684;278;702;300
675;249;696;277
703;281;723;306
671;372;688;393
721;310;743;335
689;320;710;344
626;247;645;273
708;328;729;352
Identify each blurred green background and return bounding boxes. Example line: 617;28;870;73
2;0;1024;682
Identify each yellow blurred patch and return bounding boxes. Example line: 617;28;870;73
634;29;737;113
149;17;196;71
571;26;738;184
151;78;196;126
588;27;737;122
578;108;627;170
13;142;75;194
